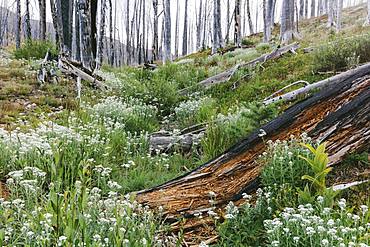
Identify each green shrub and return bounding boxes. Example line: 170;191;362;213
241;38;255;47
13;40;58;60
313;34;370;72
260;136;314;189
174;97;217;129
201;102;277;161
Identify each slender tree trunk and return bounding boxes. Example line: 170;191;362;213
311;0;316;17
226;0;230;43
15;0;21;49
152;0;159;61
75;0;81;61
126;0;130;64
142;0;146;62
90;0;98;62
108;0;114;66
280;0;297;43
212;0;222;54
246;0;254;34
163;0;172;62
336;0;343;32
367;0;370;25
96;0;107;69
182;0;189;56
78;0;94;70
327;0;335;27
299;0;305;18
263;0;273;43
304;0;309;17
50;0;63;50
235;0;242;46
174;0;179;58
196;0;203;50
25;0;32;40
202;0;208;49
38;0;47;40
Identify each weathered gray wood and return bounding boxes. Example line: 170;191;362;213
263;62;370;105
184;43;299;93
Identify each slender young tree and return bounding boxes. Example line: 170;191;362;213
235;0;242;47
25;0;32;40
163;0;171;62
182;0;189;56
15;0;21;49
38;0;47;40
126;0;130;64
280;0;298;43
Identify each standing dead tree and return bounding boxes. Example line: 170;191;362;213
15;0;21;49
25;0;32;40
235;0;242;47
38;0;47;40
96;0;107;70
163;0;171;62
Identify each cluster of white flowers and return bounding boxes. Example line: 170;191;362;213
264;200;370;246
174;97;214;121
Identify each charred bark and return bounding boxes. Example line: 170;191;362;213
137;73;370;223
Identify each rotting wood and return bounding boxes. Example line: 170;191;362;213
179;43;299;95
137;74;370;229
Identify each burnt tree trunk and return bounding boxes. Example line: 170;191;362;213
137;74;370;221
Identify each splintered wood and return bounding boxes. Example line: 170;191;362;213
137;75;370;240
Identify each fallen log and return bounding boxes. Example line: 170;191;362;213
179;43;299;94
263;62;370;105
137;73;370;221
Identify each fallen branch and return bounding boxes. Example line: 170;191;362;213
264;80;310;102
263;62;370;105
179;43;299;94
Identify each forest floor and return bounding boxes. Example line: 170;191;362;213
0;3;369;247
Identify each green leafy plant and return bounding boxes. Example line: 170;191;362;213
13;40;58;60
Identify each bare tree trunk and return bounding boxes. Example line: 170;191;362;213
174;0;179;58
196;0;203;50
96;0;107;69
15;0;21;49
25;0;32;40
142;0;146;63
235;0;242;47
50;0;64;50
226;0;230;43
311;0;316;17
280;0;298;44
305;0;309;17
299;0;305;18
126;0;130;64
38;0;47;40
336;0;343;32
74;0;81;61
90;0;98;63
263;0;273;43
366;0;370;25
182;0;189;56
246;0;254;34
202;0;208;49
327;0;335;27
163;0;172;62
108;0;114;66
78;0;94;70
212;0;222;54
152;0;159;61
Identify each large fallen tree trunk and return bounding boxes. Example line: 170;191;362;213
179;43;299;94
137;74;370;220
